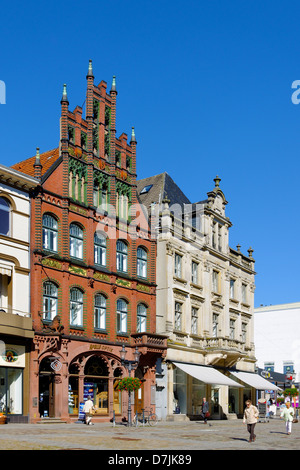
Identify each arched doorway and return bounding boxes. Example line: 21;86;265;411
68;353;125;419
84;356;109;414
39;356;60;418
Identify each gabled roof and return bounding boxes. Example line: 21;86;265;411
11;148;60;178
137;172;191;211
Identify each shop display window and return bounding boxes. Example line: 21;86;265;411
0;367;23;415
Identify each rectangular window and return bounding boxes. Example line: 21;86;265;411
0;367;23;415
212;270;219;293
174;254;182;278
174;302;182;331
191;307;198;335
212;313;218;337
242;322;247;343
191;261;198;284
230;279;235;299
229;319;235;339
242;283;247;303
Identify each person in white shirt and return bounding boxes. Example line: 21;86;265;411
83;395;94;425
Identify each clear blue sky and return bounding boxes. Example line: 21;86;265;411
1;0;299;308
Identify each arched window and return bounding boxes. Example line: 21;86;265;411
94;232;106;266
137;247;147;278
116;240;127;273
70;223;83;259
94;294;106;330
0;197;10;236
70;287;83;326
43;281;58;321
117;299;127;333
42;214;58;252
137;303;147;333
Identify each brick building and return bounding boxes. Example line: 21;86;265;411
11;62;166;423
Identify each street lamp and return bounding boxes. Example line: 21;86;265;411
119;344;141;426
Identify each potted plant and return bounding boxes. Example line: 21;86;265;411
0;412;7;425
116;377;142;392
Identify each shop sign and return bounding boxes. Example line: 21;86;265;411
0;344;25;368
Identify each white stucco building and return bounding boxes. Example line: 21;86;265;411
0;163;38;422
138;173;260;420
254;302;300;383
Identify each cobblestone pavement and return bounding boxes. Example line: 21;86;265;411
0;417;299;452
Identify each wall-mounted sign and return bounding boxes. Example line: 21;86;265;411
0;344;25;368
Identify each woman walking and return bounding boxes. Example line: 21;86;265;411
243;399;259;442
280;401;294;435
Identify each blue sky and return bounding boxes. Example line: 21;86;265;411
0;0;299;307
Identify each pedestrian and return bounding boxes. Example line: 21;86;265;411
243;399;259;442
201;397;210;424
280;400;294;435
83;395;95;425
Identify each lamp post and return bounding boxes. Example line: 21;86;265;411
119;344;141;426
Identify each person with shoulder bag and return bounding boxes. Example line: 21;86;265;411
243;399;259;442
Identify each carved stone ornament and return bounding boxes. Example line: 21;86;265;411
42;315;64;335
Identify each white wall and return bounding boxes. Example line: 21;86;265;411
254;303;300;382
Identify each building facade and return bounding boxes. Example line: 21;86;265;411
0;164;38;422
11;62;166;423
254;302;300;385
138;173;257;419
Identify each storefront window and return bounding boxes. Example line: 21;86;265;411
84;357;109;415
173;367;187;414
191;377;205;415
0;367;23;415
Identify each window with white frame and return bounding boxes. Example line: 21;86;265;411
117;298;127;333
174;302;182;331
116;240;128;273
43;281;58;321
94;232;106;266
70;287;83;326
191;307;198;335
174;253;182;278
43;214;58;252
94;293;106;330
137;247;147;278
70;223;83;259
137;303;147;332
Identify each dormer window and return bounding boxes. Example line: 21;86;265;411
140;184;153;194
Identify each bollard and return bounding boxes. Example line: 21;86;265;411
142;409;145;426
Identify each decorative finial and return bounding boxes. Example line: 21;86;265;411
248;247;254;258
130;126;136;143
214;175;221;187
62;83;67;101
236;244;241;252
35;147;40;164
111;75;117;92
87;59;93;77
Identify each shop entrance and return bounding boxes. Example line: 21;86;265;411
39;357;56;418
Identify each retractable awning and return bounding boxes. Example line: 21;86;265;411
173;362;243;387
230;370;281;391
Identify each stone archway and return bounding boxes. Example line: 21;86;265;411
68;351;125;420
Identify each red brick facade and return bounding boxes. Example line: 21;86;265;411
13;62;166;422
